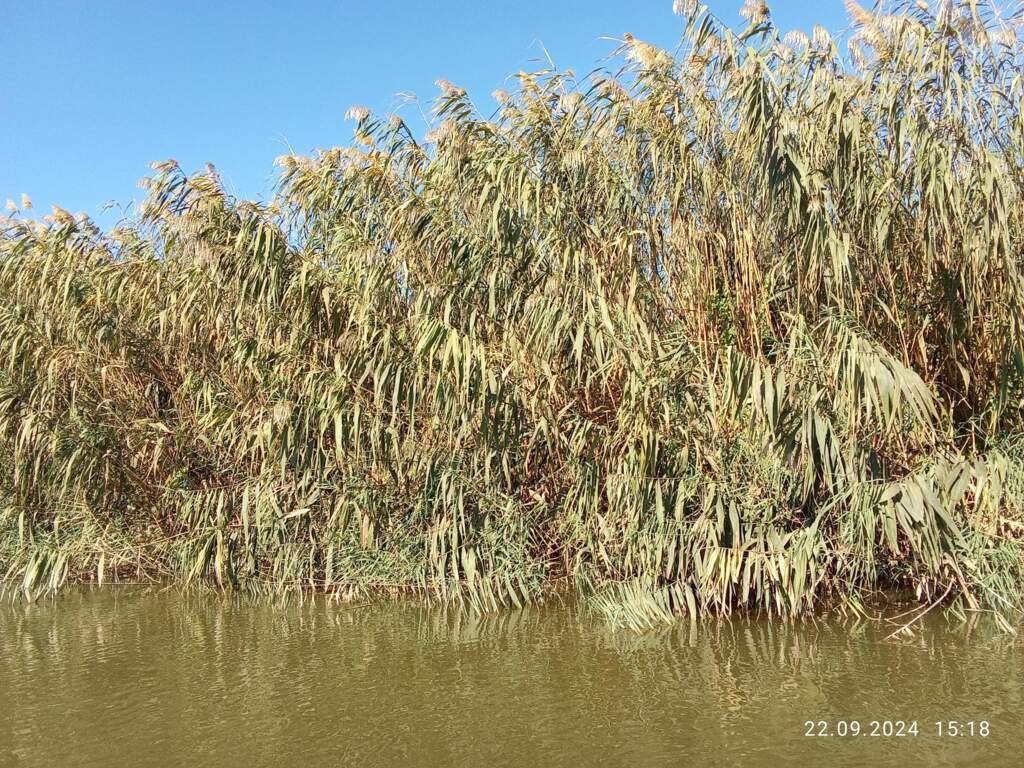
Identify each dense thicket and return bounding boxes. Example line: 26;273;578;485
3;1;1024;627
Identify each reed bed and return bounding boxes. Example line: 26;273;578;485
2;1;1024;627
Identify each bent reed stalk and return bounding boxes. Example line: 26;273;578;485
2;1;1024;627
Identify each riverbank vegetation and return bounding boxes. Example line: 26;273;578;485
2;1;1023;628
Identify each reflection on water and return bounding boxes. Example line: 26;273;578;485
0;589;1020;767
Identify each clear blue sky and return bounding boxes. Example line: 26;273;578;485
1;1;847;225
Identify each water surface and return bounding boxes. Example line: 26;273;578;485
0;589;1020;767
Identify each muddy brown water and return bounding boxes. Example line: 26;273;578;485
0;588;1020;767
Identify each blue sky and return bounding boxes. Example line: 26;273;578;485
1;1;847;226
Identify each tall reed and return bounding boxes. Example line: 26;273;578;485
2;1;1023;626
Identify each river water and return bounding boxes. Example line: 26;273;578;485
0;588;1020;767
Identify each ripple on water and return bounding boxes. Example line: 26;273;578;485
0;589;1020;768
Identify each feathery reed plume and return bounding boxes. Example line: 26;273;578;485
345;105;370;122
673;0;699;16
